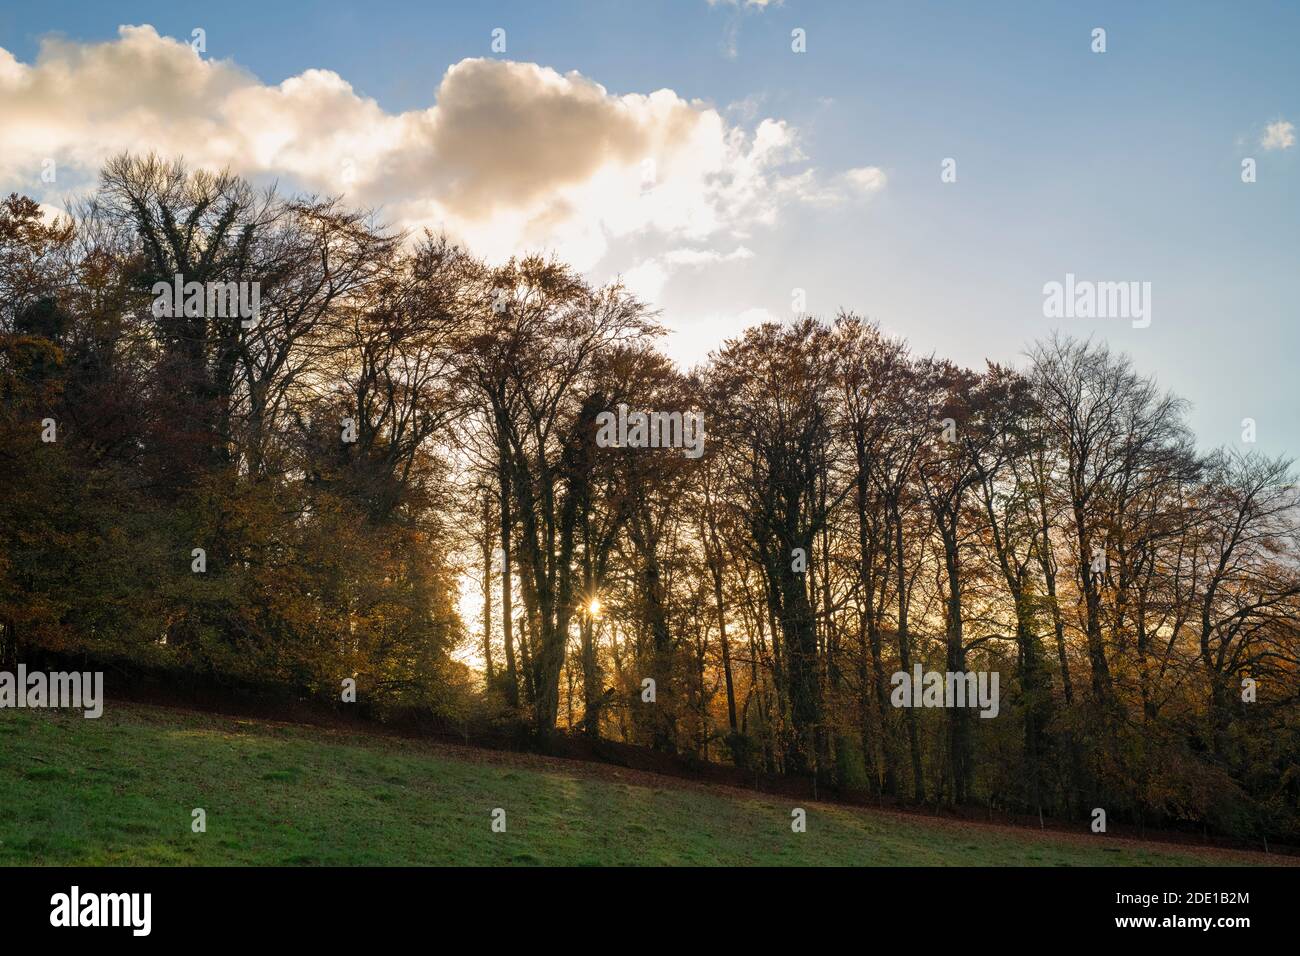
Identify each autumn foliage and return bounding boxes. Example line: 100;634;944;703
2;157;1298;842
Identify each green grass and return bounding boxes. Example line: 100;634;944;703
0;703;1273;866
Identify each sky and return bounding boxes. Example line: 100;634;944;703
1;0;1296;457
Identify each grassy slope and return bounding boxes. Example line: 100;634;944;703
0;703;1279;866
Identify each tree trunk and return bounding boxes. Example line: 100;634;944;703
497;454;519;707
893;507;925;802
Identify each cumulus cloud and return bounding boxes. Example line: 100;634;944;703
1260;119;1295;151
0;24;876;283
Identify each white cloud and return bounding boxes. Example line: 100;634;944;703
618;245;754;302
620;259;672;304
662;306;779;367
726;93;767;122
37;201;70;225
0;25;878;287
843;166;888;195
662;245;755;267
777;165;888;208
709;0;781;58
1261;119;1296;151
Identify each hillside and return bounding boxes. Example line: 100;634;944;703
0;703;1285;867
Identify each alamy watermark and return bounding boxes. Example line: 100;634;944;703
50;886;151;936
595;403;704;459
1043;273;1151;328
890;665;1000;718
152;274;261;328
0;665;103;718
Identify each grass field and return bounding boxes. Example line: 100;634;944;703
0;702;1282;866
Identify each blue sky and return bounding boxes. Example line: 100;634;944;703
2;1;1296;456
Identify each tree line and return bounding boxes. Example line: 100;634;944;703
2;155;1298;840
